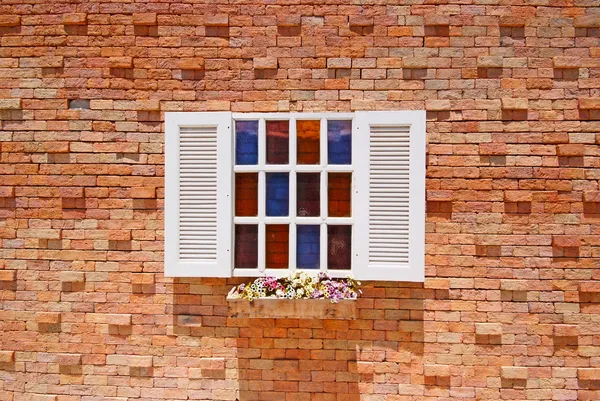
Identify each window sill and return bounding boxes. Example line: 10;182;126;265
227;297;357;320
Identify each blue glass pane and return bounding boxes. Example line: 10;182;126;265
327;120;352;165
266;173;289;216
297;225;320;269
235;120;258;165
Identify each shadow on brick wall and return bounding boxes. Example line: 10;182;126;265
170;279;426;401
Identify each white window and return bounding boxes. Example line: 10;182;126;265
165;111;425;281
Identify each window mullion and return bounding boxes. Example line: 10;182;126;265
289;118;297;273
257;119;266;273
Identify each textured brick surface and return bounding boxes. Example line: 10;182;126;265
0;1;599;401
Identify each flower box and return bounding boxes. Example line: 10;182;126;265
227;297;357;320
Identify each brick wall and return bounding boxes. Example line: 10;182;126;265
1;1;600;400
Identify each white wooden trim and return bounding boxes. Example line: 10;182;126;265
165;112;233;277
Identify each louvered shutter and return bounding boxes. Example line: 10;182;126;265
165;112;233;277
353;111;426;281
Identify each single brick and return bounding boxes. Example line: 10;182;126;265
0;99;22;110
580;282;600;293
204;15;228;26
403;57;428;68
499;16;525;27
475;323;502;335
57;353;82;366
135;100;160;111
557;144;585;156
31;395;57;401
131;273;155;285
425;99;451;111
504;191;533;202
132;13;157;26
424;364;450;377
574;16;600;28
477;56;503;68
553;57;580;68
349;16;373;27
85;313;131;325
0;350;15;363
0;15;21;27
327;58;352;69
36;312;61;324
108;57;133;68
579;98;600;110
502;98;528;110
553;325;579;337
552;236;581;248
0;270;16;281
583;192;600;202
131;187;156;198
253;57;278;69
129;355;153;367
578;368;600;380
501;366;528;379
62;13;87;25
59;271;85;283
179;58;205;70
277;15;301;27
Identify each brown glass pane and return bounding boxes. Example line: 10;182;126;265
297;120;320;164
235;225;258;269
328;225;351;270
328;173;351;217
266;120;289;164
235;173;258;216
297;173;320;217
266;225;289;269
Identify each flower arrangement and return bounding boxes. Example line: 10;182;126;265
228;272;361;303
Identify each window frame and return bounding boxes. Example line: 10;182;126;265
231;112;355;278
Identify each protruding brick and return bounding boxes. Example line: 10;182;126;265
204;15;228;26
60;271;85;283
31;395;57;401
425;100;451;111
580;282;600;293
85;313;131;325
327;58;351;69
579;98;600;110
349;16;373;27
477;56;503;68
502;98;528;110
501;366;528;379
475;323;502;335
36;312;61;324
402;57;428;69
0;15;21;27
108;57;133;68
135;100;160;111
253;57;278;69
0;270;16;281
131;273;155;285
57;353;82;366
553;325;579;337
574;16;600;28
424;364;450;376
277;15;301;27
552;236;580;248
557;144;585;156
499;16;525;27
0;99;22;110
132;13;157;26
131;187;156;198
553;57;580;68
578;368;600;380
62;13;87;25
504;191;532;202
0;350;15;363
179;58;205;70
584;192;600;203
129;355;153;367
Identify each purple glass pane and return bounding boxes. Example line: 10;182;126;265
328;225;351;270
297;173;320;217
235;225;258;269
235;121;258;165
327;120;352;165
266;120;289;164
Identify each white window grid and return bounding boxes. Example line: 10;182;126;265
231;113;355;278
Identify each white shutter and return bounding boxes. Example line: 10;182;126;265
165;112;233;277
354;111;426;281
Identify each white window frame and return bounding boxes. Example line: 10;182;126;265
232;113;354;279
165;111;426;281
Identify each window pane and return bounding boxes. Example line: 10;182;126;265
297;173;320;217
328;173;351;217
235;225;258;269
297;225;320;269
327;120;352;165
266;225;289;269
328;226;351;270
235;173;258;216
297;120;320;164
266;172;289;217
235;120;258;165
266;120;289;164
